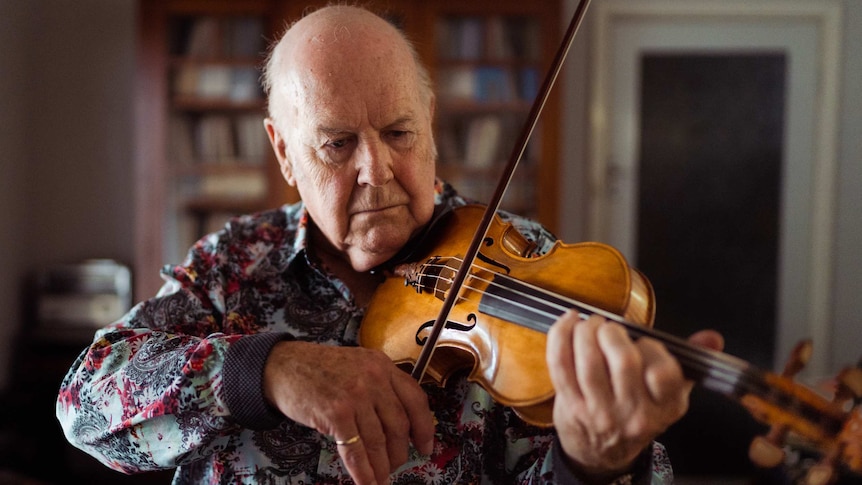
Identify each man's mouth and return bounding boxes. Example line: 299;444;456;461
351;202;405;216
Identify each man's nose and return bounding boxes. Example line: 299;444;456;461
355;137;394;186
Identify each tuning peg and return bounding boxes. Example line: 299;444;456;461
749;433;787;468
803;446;842;485
783;339;813;378
803;463;836;485
835;367;862;403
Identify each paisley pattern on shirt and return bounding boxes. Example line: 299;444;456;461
57;180;674;484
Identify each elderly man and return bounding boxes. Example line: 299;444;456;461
58;5;720;484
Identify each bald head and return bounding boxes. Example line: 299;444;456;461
260;5;439;273
263;5;433;129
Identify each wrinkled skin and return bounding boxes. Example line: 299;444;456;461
547;313;724;481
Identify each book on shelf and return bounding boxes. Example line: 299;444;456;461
223;16;265;58
197;66;233;99
437;114;512;169
195;115;236;163
436;16;541;62
198;171;267;199
229;67;261;101
182;16;264;59
438;67;476;102
172;65;200;98
235;113;268;164
464;115;503;169
474;67;516;103
172;65;262;101
437;124;462;166
503;17;541;61
439;66;517;104
485;17;509;60
437;17;483;60
458;17;483;60
184;17;219;58
172;114;267;165
517;67;540;102
169;116;195;166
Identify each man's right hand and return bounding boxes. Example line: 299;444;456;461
263;341;436;485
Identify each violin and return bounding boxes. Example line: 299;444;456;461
361;204;656;426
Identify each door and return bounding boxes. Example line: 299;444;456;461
587;1;841;477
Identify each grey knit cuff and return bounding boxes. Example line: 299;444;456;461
222;332;293;430
550;437;652;485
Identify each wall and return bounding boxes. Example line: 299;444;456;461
0;0;136;391
0;1;31;391
831;0;862;376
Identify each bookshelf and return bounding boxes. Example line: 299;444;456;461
135;1;290;299
135;0;561;300
166;11;278;263
431;12;551;220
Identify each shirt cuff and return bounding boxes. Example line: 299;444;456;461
222;332;294;430
550;437;653;485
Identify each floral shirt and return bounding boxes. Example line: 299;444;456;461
56;180;673;484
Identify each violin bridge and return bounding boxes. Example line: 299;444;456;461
394;262;425;292
393;257;458;301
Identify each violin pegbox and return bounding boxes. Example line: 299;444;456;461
748;342;862;485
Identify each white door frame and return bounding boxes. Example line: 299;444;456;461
588;0;842;376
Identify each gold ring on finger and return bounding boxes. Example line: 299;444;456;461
334;435;361;446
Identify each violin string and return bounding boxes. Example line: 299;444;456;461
414;259;760;393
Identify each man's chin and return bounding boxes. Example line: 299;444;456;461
347;231;412;272
348;250;398;273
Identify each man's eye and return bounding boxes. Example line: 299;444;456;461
327;139;348;149
387;130;414;146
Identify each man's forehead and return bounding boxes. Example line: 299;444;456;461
289;73;422;127
302;101;421;135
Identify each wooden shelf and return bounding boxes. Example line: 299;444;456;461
171;161;266;176
183;195;268;213
170;97;265;110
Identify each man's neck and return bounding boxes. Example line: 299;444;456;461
309;226;385;307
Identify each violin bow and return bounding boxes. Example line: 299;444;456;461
410;0;593;383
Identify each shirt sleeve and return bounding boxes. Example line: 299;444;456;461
543;438;671;484
56;290;240;473
222;331;293;430
55;225;290;474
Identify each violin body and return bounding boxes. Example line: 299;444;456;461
360;204;656;426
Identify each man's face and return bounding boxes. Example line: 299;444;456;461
266;39;436;273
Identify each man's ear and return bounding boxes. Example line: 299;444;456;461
264;117;296;186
